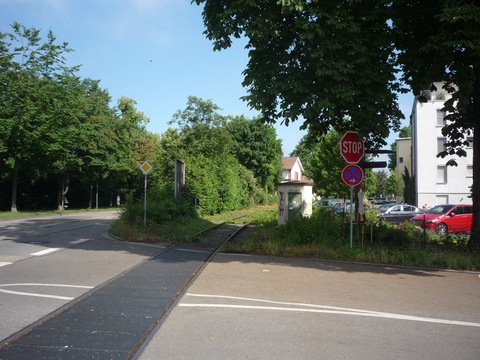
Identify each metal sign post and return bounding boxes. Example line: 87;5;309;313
349;185;354;248
340;131;364;249
139;160;153;227
342;163;364;249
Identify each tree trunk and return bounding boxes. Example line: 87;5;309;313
468;65;480;250
88;184;93;209
10;170;18;212
57;176;62;210
57;175;70;210
469;122;480;250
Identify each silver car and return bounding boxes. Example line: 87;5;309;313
378;203;424;224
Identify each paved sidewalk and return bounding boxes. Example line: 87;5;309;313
138;253;480;360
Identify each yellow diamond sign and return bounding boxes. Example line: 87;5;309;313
140;161;152;175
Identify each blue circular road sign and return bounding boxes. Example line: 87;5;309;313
342;164;363;186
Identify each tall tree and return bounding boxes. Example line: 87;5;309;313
391;0;480;247
386;169;400;200
226;115;283;192
402;168;416;206
194;0;480;248
308;130;350;198
194;0;404;150
0;22;79;211
165;96;269;214
169;96;233;158
374;170;389;199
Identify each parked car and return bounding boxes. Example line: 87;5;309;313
410;204;473;235
371;198;390;205
313;198;345;210
332;202;353;214
377;203;424;224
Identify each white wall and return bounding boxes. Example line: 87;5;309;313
282;159;303;181
277;183;313;226
412;94;473;208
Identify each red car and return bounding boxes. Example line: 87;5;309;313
410;204;473;235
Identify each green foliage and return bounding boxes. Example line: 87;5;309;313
194;0;404;149
277;208;344;246
194;0;480;247
180;153;269;216
112;202;480;271
1;24;282;215
386;169;399;199
226;115;283;192
182;155;221;216
391;0;480;246
119;185;197;227
158;96;279;217
402;168;416;205
303;130;350;198
372;221;416;248
0;23;153;211
292;129;380;199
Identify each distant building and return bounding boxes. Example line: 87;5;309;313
410;83;473;208
278;156;313;225
281;157;303;182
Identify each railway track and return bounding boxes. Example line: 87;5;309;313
0;222;251;360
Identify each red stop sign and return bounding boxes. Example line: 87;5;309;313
340;131;364;163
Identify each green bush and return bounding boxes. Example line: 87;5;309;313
119;186;197;226
276;208;344;246
372;221;416;248
181;153;271;216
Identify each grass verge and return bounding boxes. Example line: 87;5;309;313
110;204;480;272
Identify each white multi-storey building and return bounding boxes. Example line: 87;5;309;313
410;84;473;208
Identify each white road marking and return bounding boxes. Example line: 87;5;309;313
70;238;90;244
181;293;480;328
0;262;12;267
0;289;74;300
0;283;94;300
0;283;93;289
30;248;60;256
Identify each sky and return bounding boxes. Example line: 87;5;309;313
1;0;412;159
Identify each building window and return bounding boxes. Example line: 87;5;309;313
467;165;473;178
437;166;447;184
399;157;404;164
437;138;446;154
467;137;473;148
436;109;446;126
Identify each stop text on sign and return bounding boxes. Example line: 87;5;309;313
342;141;363;155
340;131;364;164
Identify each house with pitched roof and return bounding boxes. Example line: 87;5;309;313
277;156;314;225
281;157;304;182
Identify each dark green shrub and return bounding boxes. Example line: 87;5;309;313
119;185;197;226
276;208;344;246
372;221;416;248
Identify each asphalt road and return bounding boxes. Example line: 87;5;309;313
1;211;479;359
0;210;164;342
